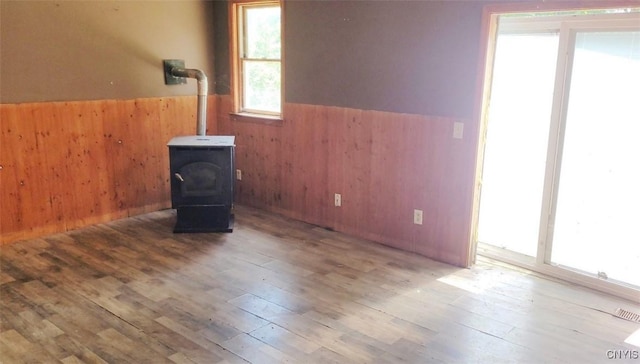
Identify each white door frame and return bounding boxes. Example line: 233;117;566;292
472;10;640;303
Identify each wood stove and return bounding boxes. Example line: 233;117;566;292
168;135;235;233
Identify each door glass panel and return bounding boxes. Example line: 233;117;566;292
477;33;559;257
551;31;640;287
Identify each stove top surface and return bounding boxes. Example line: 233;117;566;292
168;135;235;147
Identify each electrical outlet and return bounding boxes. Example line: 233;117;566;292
334;193;342;207
453;122;464;139
413;209;423;225
236;169;242;181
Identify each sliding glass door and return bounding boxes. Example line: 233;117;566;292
477;12;640;298
550;29;640;288
477;32;558;258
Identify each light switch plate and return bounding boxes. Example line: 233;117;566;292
453;122;464;139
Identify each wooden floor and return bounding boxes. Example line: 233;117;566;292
1;206;639;363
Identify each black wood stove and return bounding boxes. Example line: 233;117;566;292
168;135;235;233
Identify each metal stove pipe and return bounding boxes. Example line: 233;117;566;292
170;67;208;136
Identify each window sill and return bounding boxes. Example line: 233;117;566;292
230;112;284;126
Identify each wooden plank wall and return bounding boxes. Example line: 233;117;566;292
2;94;478;267
217;95;477;267
0;96;217;244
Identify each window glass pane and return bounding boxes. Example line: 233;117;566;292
477;33;559;257
243;60;281;113
245;6;281;59
551;31;640;287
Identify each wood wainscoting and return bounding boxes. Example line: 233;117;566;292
216;96;478;267
2;94;478;267
0;96;217;244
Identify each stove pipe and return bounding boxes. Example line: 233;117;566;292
170;67;208;136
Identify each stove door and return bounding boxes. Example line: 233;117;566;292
177;162;221;197
169;146;234;208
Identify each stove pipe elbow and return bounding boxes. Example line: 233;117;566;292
170;67;208;136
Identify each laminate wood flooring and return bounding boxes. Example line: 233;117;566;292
1;205;639;363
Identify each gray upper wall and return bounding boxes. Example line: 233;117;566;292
3;0;488;119
0;0;216;104
214;0;490;119
284;1;487;119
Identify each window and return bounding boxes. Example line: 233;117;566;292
232;1;282;117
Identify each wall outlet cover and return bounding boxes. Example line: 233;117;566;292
413;209;423;225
